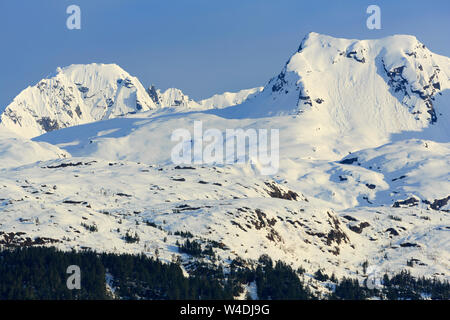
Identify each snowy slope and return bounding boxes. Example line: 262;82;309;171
0;63;157;138
337;139;450;210
33;112;449;211
145;85;264;111
199;87;264;109
0;128;68;168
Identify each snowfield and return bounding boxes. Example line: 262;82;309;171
0;158;448;281
0;33;449;290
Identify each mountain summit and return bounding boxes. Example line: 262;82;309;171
0;63;157;138
218;32;449;136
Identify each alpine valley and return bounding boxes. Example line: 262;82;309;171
0;33;449;299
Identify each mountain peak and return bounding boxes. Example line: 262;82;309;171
0;63;157;138
215;32;449;144
2;33;449;141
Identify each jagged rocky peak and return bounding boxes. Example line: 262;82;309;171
146;84;264;110
0;63;157;138
157;87;200;109
147;84;160;106
145;85;201;109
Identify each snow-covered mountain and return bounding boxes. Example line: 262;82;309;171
0;64;264;138
147;85;201;110
0;33;449;293
0;63;158;138
0;154;448;285
216;33;450;136
146;85;264;111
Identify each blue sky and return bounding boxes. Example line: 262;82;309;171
0;0;449;110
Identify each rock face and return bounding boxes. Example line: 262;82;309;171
0;64;157;138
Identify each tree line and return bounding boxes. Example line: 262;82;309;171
0;247;448;300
